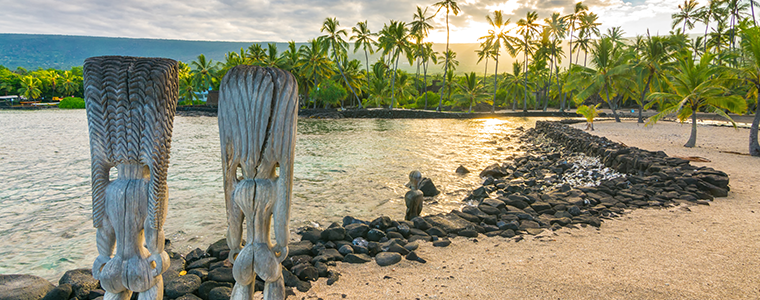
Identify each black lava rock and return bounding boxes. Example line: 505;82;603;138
165;274;202;299
1;274;55;300
375;252;402;266
58;269;98;300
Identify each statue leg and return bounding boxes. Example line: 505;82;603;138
232;243;256;300
263;277;285;300
137;275;162;300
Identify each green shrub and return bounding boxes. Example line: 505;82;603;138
309;80;347;107
58;97;85;109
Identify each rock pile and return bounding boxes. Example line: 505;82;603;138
34;121;732;300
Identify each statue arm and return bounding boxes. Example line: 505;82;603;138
226;199;245;264
92;217;115;280
144;215;169;277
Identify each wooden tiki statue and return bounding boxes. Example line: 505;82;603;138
218;66;298;300
84;56;178;300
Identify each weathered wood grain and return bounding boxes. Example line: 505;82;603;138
84;56;178;300
218;65;298;300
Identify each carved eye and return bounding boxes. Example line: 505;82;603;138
236;165;244;181
273;162;280;179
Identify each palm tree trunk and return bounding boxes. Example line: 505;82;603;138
424;61;429;109
569;26;574;66
492;52;499;113
416;43;421;96
685;109;698;147
313;76;318;109
638;74;653;123
753;3;758;27
703;21;710;53
364;49;371;108
523;48;528;113
390;49;401;109
606;85;620;122
438;10;450;112
334;51;358;109
751;91;760;156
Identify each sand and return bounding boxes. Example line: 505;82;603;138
283;120;760;300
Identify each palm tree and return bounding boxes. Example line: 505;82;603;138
59;70;79;96
454;72;487;113
190;54;219;92
18;75;41;100
298;39;335;108
481;10;517;113
737;25;760;156
697;0;725;54
420;43;439;109
475;41;493;82
502;61;531;110
566;37;632;122
565;2;589;66
632;33;672;123
258;43;285;68
179;75;198;104
333;58;365;107
320;17;361;108
647;51;746;147
410;6;435;95
578;12;602;66
377;20;412;109
351;20;377;100
672;0;700;32
546;12;568;111
440;49;459;103
280;41;301;72
517;11;541;112
576;103;601;130
433;0;461;111
41;70;60;98
247;44;266;64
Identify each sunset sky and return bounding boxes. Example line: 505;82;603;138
0;0;692;43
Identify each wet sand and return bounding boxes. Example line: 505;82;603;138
284;120;760;300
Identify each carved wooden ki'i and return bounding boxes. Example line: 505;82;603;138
84;56;178;300
218;66;298;300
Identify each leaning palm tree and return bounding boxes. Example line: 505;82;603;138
647;51;747;147
351;20;377;99
320;17;361;108
454;72;488;113
737;25;760;156
566;37;633;122
433;0;461;112
672;0;700;32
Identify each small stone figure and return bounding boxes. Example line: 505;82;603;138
218;66;298;300
84;56;178;300
405;171;424;221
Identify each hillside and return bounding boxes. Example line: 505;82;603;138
0;34;506;74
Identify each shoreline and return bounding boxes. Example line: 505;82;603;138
7;119;757;300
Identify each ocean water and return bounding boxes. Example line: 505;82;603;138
0;109;553;281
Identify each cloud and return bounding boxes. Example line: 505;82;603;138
0;0;681;42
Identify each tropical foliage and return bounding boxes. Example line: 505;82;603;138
4;0;760;154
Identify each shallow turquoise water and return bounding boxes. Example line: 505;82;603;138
0;109;553;281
